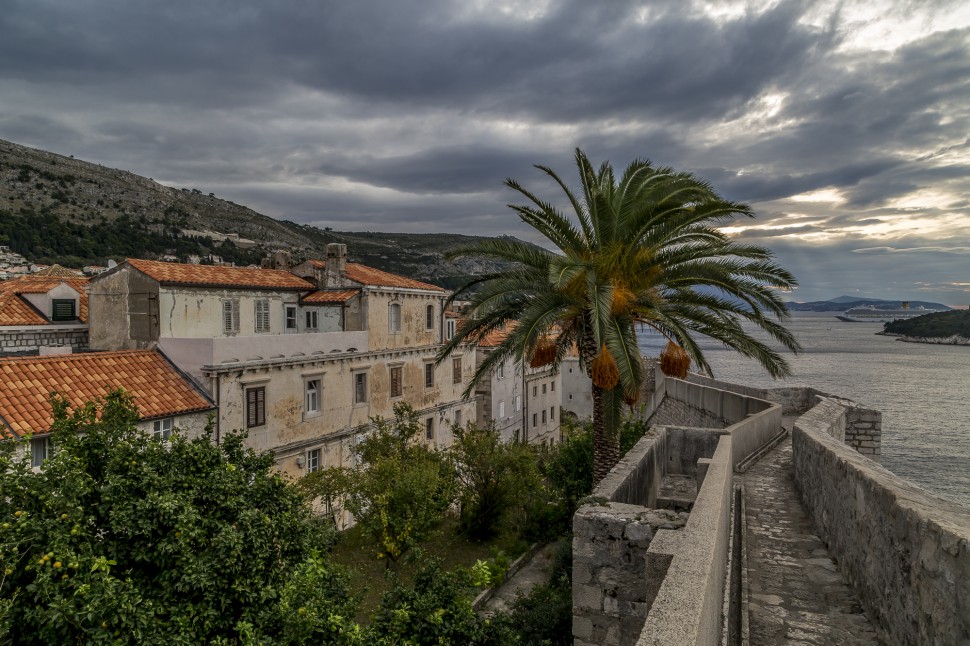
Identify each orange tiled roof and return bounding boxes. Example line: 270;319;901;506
478;324;513;348
0;350;214;437
308;260;444;292
0;276;90;326
33;264;84;277
126;258;314;290
301;289;361;304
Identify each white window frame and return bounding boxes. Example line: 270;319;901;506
389;302;402;333
285;304;298;332
305;379;321;416
153;417;174;440
498;400;505;418
452;356;462;384
307;448;321;473
446;319;455;340
222;299;240;335
30;437;51;468
497;363;505;379
514;395;521;411
254;299;271;333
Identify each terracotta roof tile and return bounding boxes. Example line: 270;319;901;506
0;276;90;326
301;289;361;304
477;324;514;348
126;258;314;290
0;350;214;437
32;264;84;277
308;260;444;292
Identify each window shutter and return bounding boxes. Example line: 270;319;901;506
51;299;76;321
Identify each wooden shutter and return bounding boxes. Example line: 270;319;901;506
390;367;401;397
247;387;265;428
51;299;76;321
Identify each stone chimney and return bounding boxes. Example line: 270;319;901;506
324;243;347;286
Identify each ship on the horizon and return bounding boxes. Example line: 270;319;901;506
835;302;942;323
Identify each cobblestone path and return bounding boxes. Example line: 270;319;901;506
743;437;882;645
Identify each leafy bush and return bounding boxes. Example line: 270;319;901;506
0;391;346;644
342;404;457;566
452;424;543;540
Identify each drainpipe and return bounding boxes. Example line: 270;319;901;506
213;374;221;445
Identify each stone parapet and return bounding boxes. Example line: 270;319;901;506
0;327;89;356
793;400;970;645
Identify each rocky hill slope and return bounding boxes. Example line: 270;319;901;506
0;138;520;289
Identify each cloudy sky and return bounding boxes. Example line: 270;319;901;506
2;0;968;304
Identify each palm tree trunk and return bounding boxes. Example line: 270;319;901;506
583;332;620;484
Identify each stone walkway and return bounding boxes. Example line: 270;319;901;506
743;437;882;645
481;541;561;615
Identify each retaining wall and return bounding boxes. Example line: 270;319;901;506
793;399;970;645
575;375;782;645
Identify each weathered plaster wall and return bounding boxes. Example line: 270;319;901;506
158;286;302;338
88;268;133;350
365;289;444;351
793;400;970;645
562;355;593;420
526;367;561;444
475;350;523;443
135;411;212;441
0;326;88;356
208;344;476;478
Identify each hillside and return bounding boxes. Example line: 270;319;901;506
0;138;519;288
883;310;970;338
787;296;951;312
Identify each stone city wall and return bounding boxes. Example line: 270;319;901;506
0;327;89;356
793;399;970;645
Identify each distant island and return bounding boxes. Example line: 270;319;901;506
881;310;970;346
786;295;952;312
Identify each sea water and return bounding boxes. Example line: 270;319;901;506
637;312;970;505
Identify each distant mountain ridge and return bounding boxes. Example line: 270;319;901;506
787;296;951;312
0;138;522;289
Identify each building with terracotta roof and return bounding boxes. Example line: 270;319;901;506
88;245;475;479
474;323;563;446
0;349;215;467
0;275;90;356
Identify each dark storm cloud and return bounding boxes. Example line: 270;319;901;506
0;0;968;303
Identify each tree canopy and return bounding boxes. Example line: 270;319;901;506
439;149;800;480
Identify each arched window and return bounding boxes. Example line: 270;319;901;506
389;302;401;333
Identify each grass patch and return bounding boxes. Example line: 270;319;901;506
329;515;529;623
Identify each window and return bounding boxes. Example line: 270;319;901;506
307;448;320;473
153;418;173;440
533;385;537;397
30;437;51;468
425;363;434;388
452;357;462;384
542;384;547;394
532;413;537;428
389;302;401;333
354;372;368;404
254;299;270;333
425;417;434;441
497;364;505;379
454;409;462;427
550;406;555;420
446;319;455;339
246;387;266;428
285;305;298;332
305;310;319;330
514;429;520;442
390;366;403;398
305;379;320;414
51;299;76;321
514;395;521;411
542;410;547;424
426;304;435;330
569;394;573;400
498;400;505;418
222;299;240;334
551;381;555;392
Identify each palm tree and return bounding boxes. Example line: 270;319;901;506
439;149;800;483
